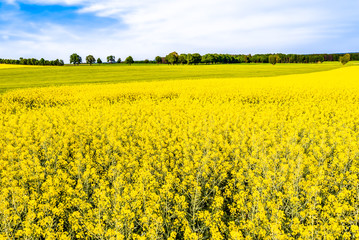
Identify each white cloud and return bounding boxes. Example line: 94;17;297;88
18;0;87;5
1;0;359;61
4;0;17;4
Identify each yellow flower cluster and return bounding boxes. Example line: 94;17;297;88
1;67;359;239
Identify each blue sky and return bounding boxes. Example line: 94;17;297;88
0;0;358;62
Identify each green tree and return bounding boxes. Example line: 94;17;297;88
340;53;350;65
70;53;82;65
144;59;150;63
178;54;187;64
187;54;194;65
165;52;179;65
192;53;202;65
269;55;276;65
53;59;64;66
58;59;64;66
125;56;134;65
107;55;115;63
244;55;249;63
155;56;162;64
86;55;96;65
201;54;215;64
97;58;102;64
117;58;122;63
39;58;45;66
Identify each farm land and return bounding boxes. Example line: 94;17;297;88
1;62;359;239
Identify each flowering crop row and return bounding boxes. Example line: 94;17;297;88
1;67;359;239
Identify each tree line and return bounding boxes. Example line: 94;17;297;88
0;52;357;66
0;57;64;66
70;52;358;66
156;52;358;65
70;53;135;65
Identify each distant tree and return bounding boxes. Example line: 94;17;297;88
201;54;215;64
125;56;134;65
351;53;359;61
244;55;249;63
19;57;27;65
248;54;253;63
117;58;122;63
39;58;45;66
319;55;325;63
165;51;179;65
97;58;102;64
179;54;187;64
276;54;285;63
29;58;37;65
144;59;150;63
70;53;82;65
107;55;115;64
192;53;202;65
86;55;96;65
187;54;194;65
269;55;276;65
288;55;295;63
155;56;162;64
340;53;350;65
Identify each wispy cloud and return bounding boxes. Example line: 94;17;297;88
0;0;358;61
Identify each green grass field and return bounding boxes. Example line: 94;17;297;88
0;62;354;93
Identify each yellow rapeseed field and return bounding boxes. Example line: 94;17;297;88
0;64;37;69
1;66;359;239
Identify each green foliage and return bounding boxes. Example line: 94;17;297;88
269;55;277;65
53;59;64;66
107;55;115;64
117;58;122;64
178;54;187;64
125;56;134;65
70;53;82;65
187;54;194;65
340;54;350;65
86;55;96;65
165;52;179;65
155;56;162;64
39;58;45;66
156;52;359;65
192;53;202;65
202;54;215;64
186;53;202;65
97;58;102;64
0;57;63;66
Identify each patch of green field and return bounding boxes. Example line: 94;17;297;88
0;62;351;93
